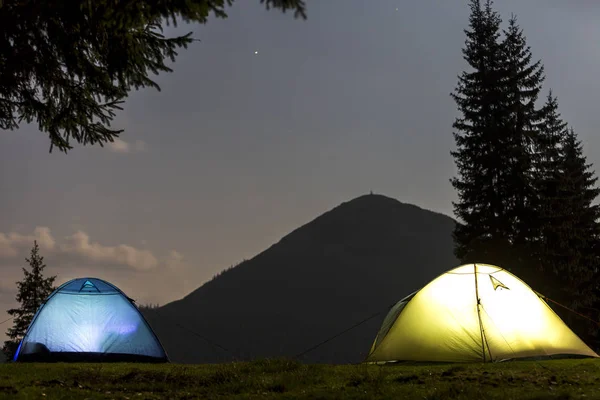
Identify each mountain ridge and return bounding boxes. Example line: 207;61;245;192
177;194;455;301
145;193;459;363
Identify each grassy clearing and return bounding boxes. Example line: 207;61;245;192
1;358;600;399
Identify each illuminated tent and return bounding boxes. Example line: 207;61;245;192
366;264;599;363
14;278;168;362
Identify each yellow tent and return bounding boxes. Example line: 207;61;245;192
366;263;599;363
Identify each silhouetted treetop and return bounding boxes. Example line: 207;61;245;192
0;0;306;153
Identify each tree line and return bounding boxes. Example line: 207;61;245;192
451;0;600;347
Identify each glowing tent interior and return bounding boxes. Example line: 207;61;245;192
14;278;168;362
366;263;599;363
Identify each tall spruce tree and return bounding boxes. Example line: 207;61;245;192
533;91;569;288
553;129;600;346
2;241;56;361
533;94;600;346
452;1;547;282
452;0;600;349
451;0;512;266
496;15;545;282
556;130;600;302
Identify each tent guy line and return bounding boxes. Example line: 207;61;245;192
536;293;600;327
293;306;395;361
157;313;239;360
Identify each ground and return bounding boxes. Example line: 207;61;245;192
1;358;599;399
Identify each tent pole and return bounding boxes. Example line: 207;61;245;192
474;263;487;362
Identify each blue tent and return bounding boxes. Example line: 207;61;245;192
14;278;168;362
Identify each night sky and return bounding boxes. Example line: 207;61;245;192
2;0;600;342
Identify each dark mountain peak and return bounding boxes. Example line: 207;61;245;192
148;195;458;364
173;194;454;301
277;193;453;245
306;192;448;221
351;194;456;225
339;192;410;206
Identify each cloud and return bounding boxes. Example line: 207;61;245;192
107;138;129;153
106;138;148;154
0;227;56;258
165;250;185;270
60;231;158;271
0;227;183;272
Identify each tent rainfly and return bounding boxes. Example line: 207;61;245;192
13;278;168;362
366;263;599;363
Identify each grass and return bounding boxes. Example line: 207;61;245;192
1;358;600;399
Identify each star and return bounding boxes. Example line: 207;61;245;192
254;50;259;55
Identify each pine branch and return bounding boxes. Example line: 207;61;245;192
0;0;307;152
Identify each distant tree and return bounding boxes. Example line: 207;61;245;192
139;303;161;311
0;0;307;153
2;241;56;361
451;0;514;266
210;259;248;281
